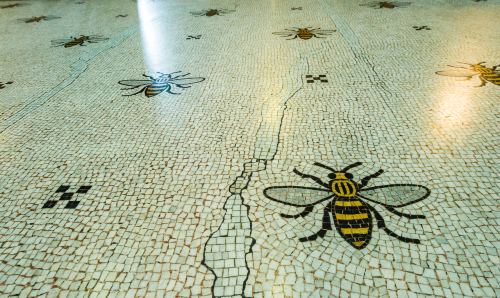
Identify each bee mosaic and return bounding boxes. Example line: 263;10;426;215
436;62;499;87
18;15;60;23
1;3;26;9
190;8;235;17
51;35;109;48
263;162;430;249
273;27;336;40
118;71;205;97
360;1;411;9
0;81;13;89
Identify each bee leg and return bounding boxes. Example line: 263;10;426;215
384;206;425;219
299;207;332;242
475;77;487;87
358;169;384;189
166;89;181;95
121;85;145;90
281;205;314;219
174;85;192;89
142;74;155;80
123;86;147;96
293;169;329;189
368;205;420;244
170;73;191;80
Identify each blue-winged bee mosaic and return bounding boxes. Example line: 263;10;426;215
273;27;336;40
264;162;430;249
360;1;411;9
118;71;205;97
18;15;60;23
436;62;499;87
51;35;109;48
190;8;235;17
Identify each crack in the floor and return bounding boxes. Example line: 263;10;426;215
202;85;303;297
318;0;398;119
0;27;137;134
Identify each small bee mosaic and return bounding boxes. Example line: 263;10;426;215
436;62;499;87
264;162;430;249
413;25;430;31
0;81;13;89
360;1;411;9
118;71;205;97
18;15;61;23
51;35;109;48
1;3;27;9
190;8;235;17
186;35;201;40
273;27;336;40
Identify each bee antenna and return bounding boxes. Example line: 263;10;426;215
341;162;362;172
313;162;336;172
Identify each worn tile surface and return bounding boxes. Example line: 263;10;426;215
0;0;499;297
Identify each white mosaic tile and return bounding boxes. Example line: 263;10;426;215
0;0;499;297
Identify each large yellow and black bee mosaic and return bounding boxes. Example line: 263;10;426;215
264;162;430;249
118;71;205;97
436;62;499;87
360;1;411;9
190;8;235;17
273;27;336;40
51;35;108;48
18;15;61;23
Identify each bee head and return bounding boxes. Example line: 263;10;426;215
328;172;353;180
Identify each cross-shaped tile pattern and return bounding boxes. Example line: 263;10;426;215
306;74;328;83
42;185;91;209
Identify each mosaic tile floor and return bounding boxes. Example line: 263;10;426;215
1;0;499;297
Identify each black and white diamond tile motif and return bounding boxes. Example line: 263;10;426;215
42;185;91;209
306;75;328;83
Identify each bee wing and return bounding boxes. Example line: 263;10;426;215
394;2;412;7
51;38;72;43
169;77;205;86
435;69;478;78
46;15;62;20
88;36;109;41
359;2;377;7
118;80;151;87
314;30;336;34
264;186;333;207
358;184;430;207
273;32;296;37
51;39;73;46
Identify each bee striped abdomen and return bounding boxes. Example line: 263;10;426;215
333;198;372;249
145;82;168;97
297;29;314;40
64;40;80;48
482;72;500;85
476;66;500;86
